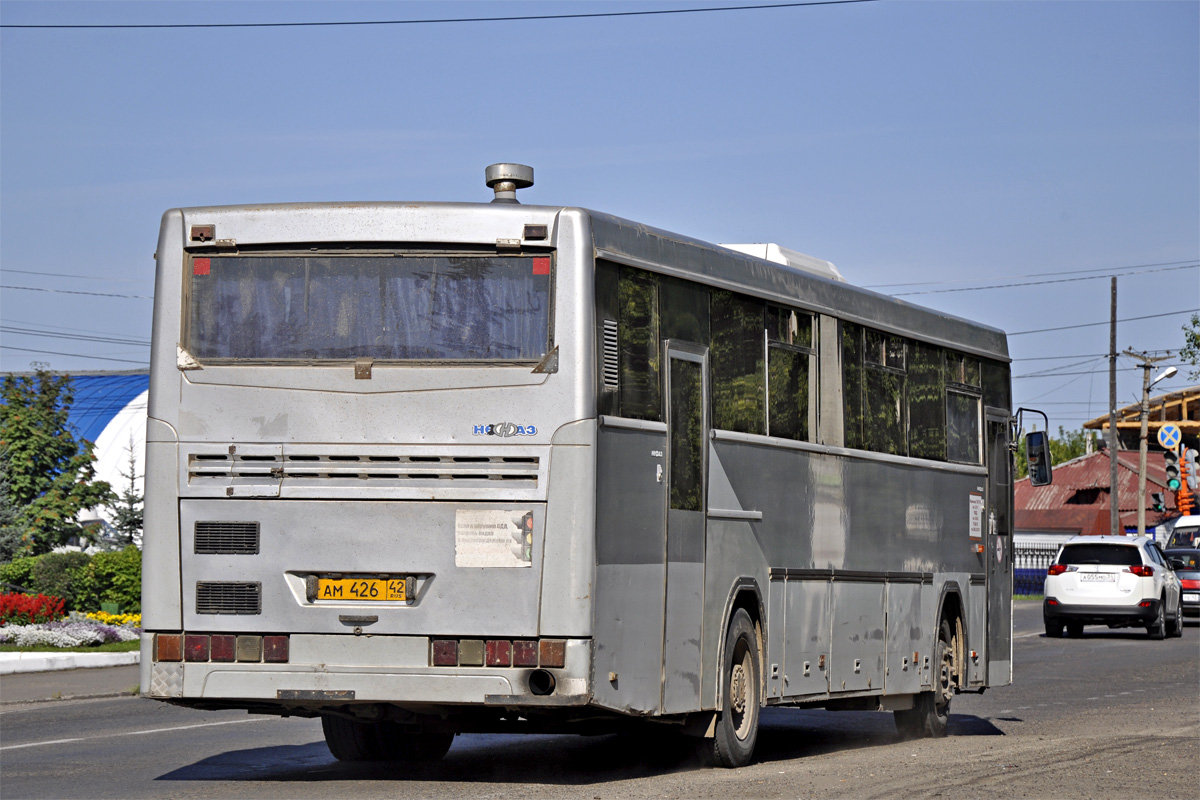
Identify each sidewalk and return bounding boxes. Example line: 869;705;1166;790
0;651;139;675
0;661;141;704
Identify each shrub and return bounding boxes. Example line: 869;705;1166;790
77;546;141;613
30;551;91;610
0;555;38;593
0;592;66;625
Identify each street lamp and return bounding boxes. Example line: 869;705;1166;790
1138;365;1178;537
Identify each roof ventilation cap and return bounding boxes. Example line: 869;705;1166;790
485;163;534;204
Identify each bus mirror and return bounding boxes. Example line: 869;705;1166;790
1026;430;1053;487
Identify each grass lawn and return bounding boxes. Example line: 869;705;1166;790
0;640;140;653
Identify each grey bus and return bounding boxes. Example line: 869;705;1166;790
141;164;1046;767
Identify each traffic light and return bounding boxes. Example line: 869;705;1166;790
1151;492;1165;512
1185;447;1199;491
1165;449;1181;491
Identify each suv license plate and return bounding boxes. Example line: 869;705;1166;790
316;577;406;602
1080;573;1116;582
1184;593;1199;603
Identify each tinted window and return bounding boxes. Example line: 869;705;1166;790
669;358;704;511
618;270;661;420
711;290;765;434
1167;526;1199;549
908;342;945;460
1058;544;1141;567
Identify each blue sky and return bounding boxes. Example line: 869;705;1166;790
1;0;1197;431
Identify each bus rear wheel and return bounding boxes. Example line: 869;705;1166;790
894;618;954;739
321;714;385;761
707;608;761;768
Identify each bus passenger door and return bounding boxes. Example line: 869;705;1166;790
985;410;1014;685
662;343;708;715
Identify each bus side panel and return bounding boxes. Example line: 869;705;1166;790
884;581;925;695
830;581;886;693
141;436;181;631
968;579;988;686
782;578;832;698
538;420;597;638
592;426;667;715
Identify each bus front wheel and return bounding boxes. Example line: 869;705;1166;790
894;618;954;739
707;608;761;768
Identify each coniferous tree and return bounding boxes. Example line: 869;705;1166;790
107;434;143;546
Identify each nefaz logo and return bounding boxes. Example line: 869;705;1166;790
473;422;538;437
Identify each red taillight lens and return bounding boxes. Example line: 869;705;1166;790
431;639;458;666
184;634;210;662
263;635;289;663
1181;578;1200;590
1128;565;1154;577
1048;564;1067;576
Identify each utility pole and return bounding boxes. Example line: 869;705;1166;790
1109;278;1119;536
1125;350;1174;537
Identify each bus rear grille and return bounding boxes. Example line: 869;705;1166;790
194;521;260;555
188;454;539;484
196;582;261;615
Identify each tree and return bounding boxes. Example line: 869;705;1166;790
1181;313;1200;381
0;455;29;563
0;369;113;554
106;434;143;546
1016;426;1097;478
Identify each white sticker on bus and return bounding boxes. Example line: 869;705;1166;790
969;493;984;539
454;509;533;568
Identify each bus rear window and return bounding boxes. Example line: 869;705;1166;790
186;254;551;362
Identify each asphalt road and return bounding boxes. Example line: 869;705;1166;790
2;601;1197;800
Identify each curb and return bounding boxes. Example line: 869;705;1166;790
0;652;140;675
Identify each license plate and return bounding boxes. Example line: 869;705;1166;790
1184;593;1199;603
316;577;406;602
1080;573;1116;582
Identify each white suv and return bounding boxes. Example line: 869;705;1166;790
1043;536;1183;639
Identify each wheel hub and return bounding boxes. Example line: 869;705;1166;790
730;664;747;713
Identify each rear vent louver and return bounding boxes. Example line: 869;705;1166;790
196;582;261;615
195;521;260;555
602;319;619;390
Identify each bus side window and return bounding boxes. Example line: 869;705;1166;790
908;341;946;460
711;290;765;435
767;306;816;442
617;269;662;421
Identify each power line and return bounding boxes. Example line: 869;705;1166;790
864;258;1198;289
0;0;880;29
0;268;133;282
890;263;1198;297
1008;309;1198;336
0;285;153;300
0;326;151;348
0;345;148;365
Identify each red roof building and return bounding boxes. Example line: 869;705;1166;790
1016;449;1178;537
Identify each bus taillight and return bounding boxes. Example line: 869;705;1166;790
154;633;288;663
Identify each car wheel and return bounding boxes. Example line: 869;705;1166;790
1066;622;1083;637
1147;599;1167;640
1167;601;1183;638
1044;618;1063;638
706;608;761;768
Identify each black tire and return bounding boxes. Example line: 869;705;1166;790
1148;599;1167;640
377;722;455;762
1166;600;1183;638
706;608;761;768
1044;618;1063;638
321;714;385;762
1066;622;1084;638
894;618;953;739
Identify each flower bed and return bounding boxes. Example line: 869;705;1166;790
0;610;141;648
0;592;67;625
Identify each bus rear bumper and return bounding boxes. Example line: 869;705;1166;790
141;634;591;709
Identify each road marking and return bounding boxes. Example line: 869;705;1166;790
0;717;270;751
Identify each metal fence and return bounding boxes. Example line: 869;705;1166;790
1014;542;1061;596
